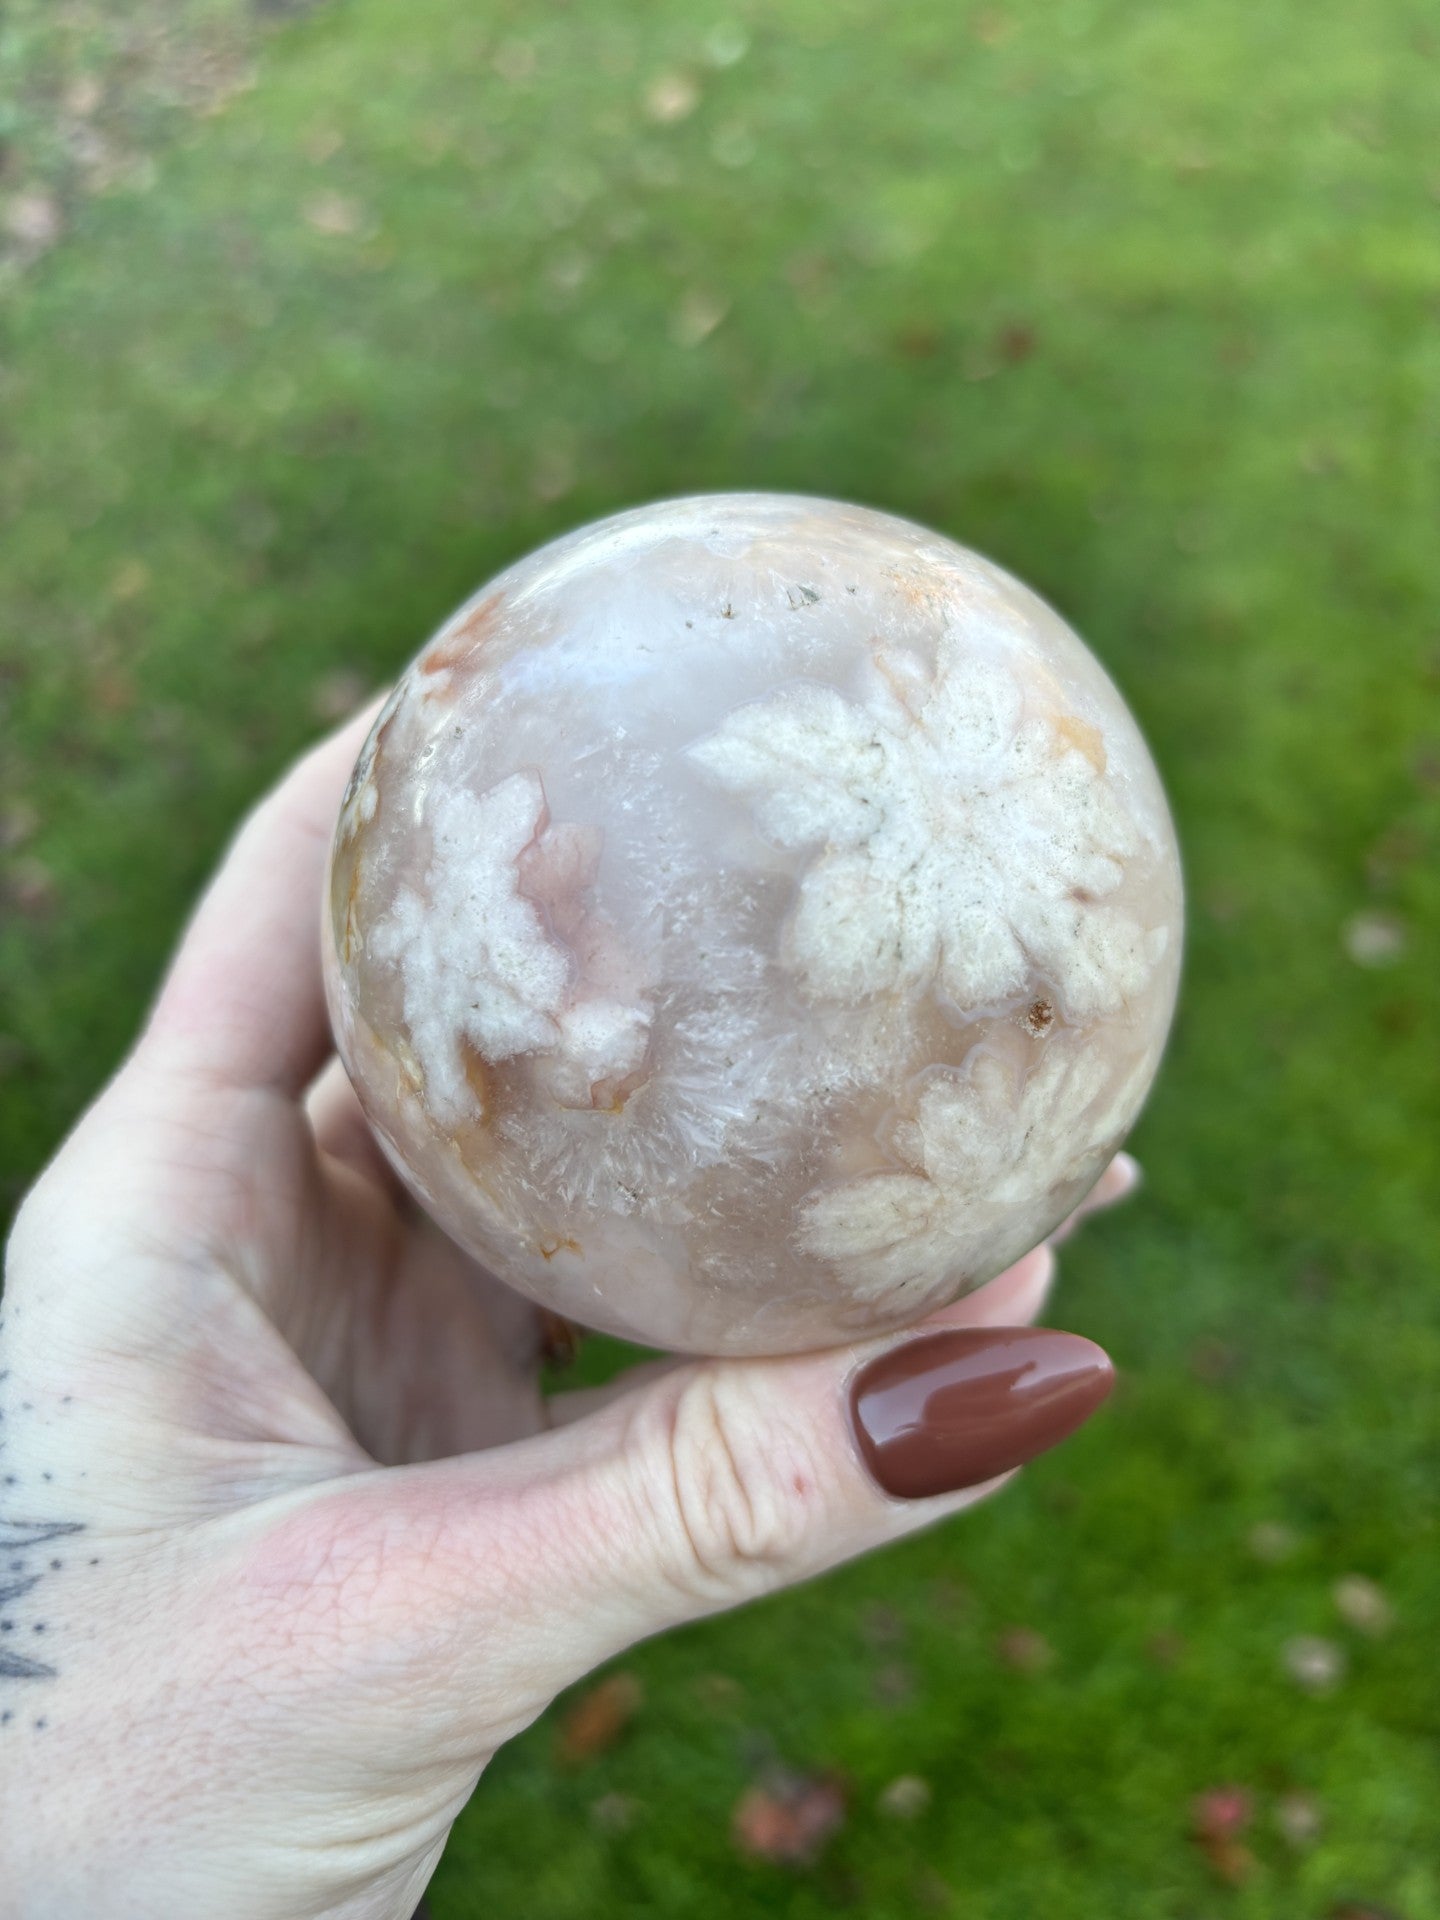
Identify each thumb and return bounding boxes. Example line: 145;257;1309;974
368;1303;1114;1714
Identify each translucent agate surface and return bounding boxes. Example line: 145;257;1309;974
324;495;1183;1355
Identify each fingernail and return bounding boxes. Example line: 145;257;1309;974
849;1326;1115;1500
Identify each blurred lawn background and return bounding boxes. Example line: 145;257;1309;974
2;0;1438;1914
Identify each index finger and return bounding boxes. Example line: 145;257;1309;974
140;697;386;1099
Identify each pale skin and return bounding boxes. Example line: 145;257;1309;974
0;703;1138;1917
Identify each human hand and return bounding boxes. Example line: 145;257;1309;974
0;705;1129;1918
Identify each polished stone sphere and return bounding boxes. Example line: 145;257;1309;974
324;495;1183;1355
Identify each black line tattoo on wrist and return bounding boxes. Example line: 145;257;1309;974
0;1431;88;1710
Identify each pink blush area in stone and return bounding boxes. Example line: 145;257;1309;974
324;493;1183;1356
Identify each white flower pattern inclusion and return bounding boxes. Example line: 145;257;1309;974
688;642;1161;1020
798;1042;1149;1303
371;772;651;1127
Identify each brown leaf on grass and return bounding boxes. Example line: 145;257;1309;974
732;1769;847;1866
1344;910;1407;967
1188;1337;1240;1382
645;72;699;124
3;189;63;252
692;1671;745;1709
91;665;135;714
1198;1833;1257;1885
1275;1790;1324;1848
1192;1786;1252;1838
971;9;1014;45
861;1603;905;1648
1247;1520;1299;1563
1283;1635;1346;1693
2;856;57;918
1191;1787;1255;1886
893;323;943;360
0;801;39;852
995;1627;1053;1674
871;1660;915;1708
109;558;151;602
304;191;364;236
555;1672;642;1765
1333;1574;1393;1637
878;1774;932;1819
590;1791;641;1833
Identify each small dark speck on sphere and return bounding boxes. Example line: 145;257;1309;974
89;1558;100;1567
3;1476;15;1486
50;1560;62;1571
1;1711;11;1724
1;1621;12;1631
34;1718;46;1730
41;1473;52;1482
62;1396;72;1405
33;1622;45;1633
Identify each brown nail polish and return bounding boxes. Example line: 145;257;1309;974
849;1326;1115;1500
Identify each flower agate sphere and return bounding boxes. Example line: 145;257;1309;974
324;495;1182;1355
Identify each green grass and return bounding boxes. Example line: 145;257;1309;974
3;0;1438;1913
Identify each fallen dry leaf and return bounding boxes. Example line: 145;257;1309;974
1248;1520;1299;1563
1283;1634;1346;1693
1344;910;1407;967
732;1769;846;1866
0;801;39;852
304;191;364;237
671;289;729;347
1275;1790;1324;1848
555;1672;643;1765
492;37;537;83
871;1660;915;1707
1333;1574;1393;1637
590;1791;640;1833
3;189;63;251
1192;1786;1252;1839
878;1774;931;1819
645;72;700;124
1144;1629;1186;1667
691;1671;744;1709
3;856;58;918
1191;1787;1255;1886
109;558;151;602
703;23;750;67
996;1626;1054;1674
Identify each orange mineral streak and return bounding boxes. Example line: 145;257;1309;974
870;641;926;720
1054;712;1108;774
589;1065;650;1113
419;589;506;682
342;858;361;964
460;1038;496;1121
539;1235;583;1262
